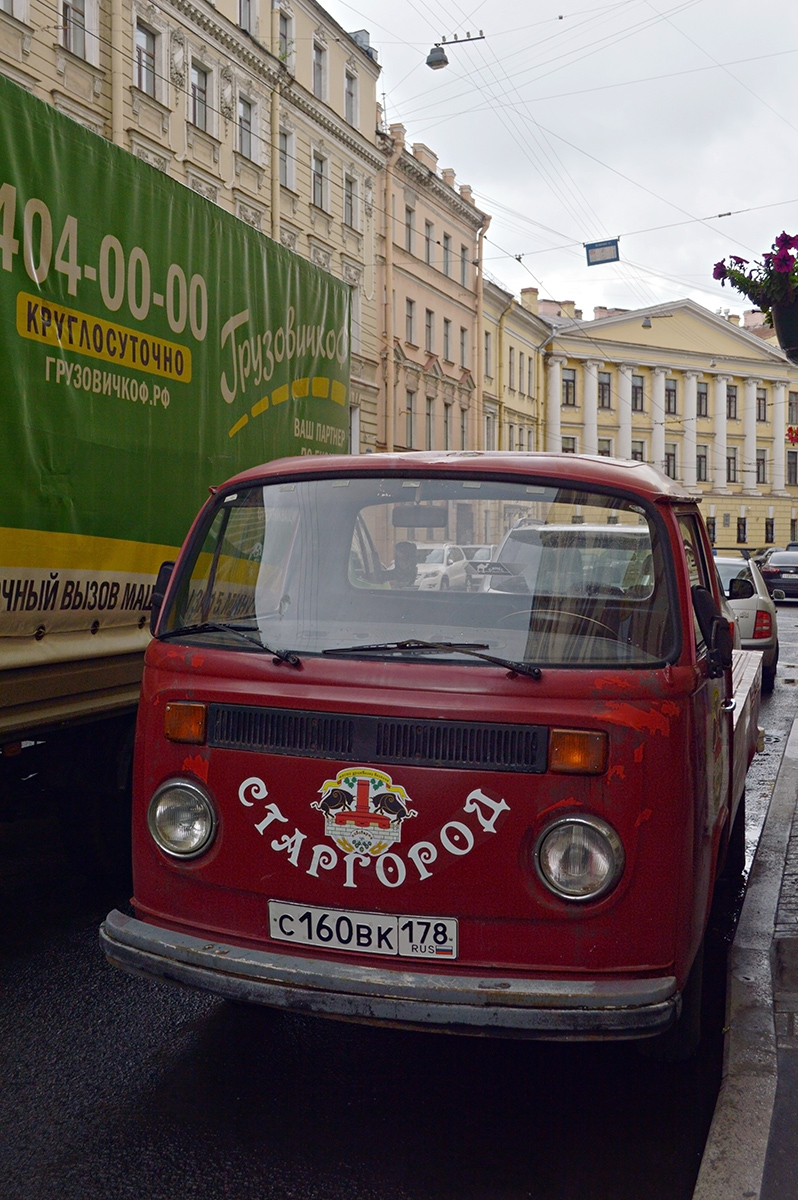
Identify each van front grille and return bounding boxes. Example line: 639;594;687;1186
208;704;547;773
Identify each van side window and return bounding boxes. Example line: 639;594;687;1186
678;514;714;652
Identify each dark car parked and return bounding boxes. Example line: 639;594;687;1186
760;551;798;599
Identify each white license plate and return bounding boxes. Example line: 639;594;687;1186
269;900;458;960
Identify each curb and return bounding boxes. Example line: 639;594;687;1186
693;718;798;1200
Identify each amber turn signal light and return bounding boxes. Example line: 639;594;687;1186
548;729;608;775
164;701;207;744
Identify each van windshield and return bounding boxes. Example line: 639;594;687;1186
162;473;677;667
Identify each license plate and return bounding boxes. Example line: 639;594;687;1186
269;900;458;960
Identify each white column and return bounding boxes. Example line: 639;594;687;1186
546;356;566;452
743;377;760;493
683;370;699;489
616;363;633;460
713;375;731;493
651;367;667;472
773;381;788;494
582;360;601;456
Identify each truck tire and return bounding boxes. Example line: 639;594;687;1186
721;790;746;881
762;644;778;693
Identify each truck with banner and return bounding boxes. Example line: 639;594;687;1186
0;74;350;860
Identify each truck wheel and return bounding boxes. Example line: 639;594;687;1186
721;790;746;881
637;940;705;1063
762;644;778;693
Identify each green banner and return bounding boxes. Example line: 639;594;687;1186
0;73;350;559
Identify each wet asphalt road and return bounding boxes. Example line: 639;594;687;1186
2;607;797;1200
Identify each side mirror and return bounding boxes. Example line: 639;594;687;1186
692;585;734;678
728;578;755;600
149;561;175;635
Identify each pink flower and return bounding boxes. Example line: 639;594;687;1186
773;247;796;274
729;256;748;267
775;231;798;251
712;260;727;280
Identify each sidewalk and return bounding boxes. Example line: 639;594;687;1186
694;717;798;1200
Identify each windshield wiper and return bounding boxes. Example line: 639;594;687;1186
157;621;301;667
322;639;541;679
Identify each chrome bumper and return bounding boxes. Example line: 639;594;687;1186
100;909;678;1040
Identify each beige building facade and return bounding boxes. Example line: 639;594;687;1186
376;124;489;454
0;0;383;449
541;299;798;550
481;283;551;453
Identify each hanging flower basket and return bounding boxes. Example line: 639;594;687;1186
713;233;798;361
770;301;798;364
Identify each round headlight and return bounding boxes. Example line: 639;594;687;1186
535;817;624;901
148;779;217;858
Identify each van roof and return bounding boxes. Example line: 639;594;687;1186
221;452;695;506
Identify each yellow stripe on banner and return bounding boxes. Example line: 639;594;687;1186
229;414;249;437
272;384;289;405
311;377;330;398
292;378;310;399
0;527;180;572
251;396;269;418
331;380;347;406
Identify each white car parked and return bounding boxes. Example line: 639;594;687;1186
414;543;470;590
715;556;780;691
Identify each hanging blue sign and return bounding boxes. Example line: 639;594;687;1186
585;239;620;266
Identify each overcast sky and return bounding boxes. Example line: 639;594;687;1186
324;0;798;323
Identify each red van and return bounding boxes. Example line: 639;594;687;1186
101;452;760;1056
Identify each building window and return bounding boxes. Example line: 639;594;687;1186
519;353;525;394
737;517;747;545
279;130;294;189
665;379;677;415
562;368;576;406
562;436;577;453
664;444;677;479
404;207;414;254
406;391;415;449
343;175;356;228
239;0;252;33
442;233;451;276
508;425;515;451
63;0;86;58
278;11;292;61
238;97;253;159
706;516;716;545
696;445;708;482
405;298;416;345
598;438;612;457
424;221;434;265
631;440;645;462
312;42;326;100
461;407;467;450
598;371;612;409
460;245;468;287
426;398;435;450
789;450;798;486
765;517;775;543
757;387;767;422
484;331;492;377
345;70;358;126
443;319;451;361
756;448;767;484
349;404;360;454
727;385;738;420
459;327;468;369
443;403;452;450
425;309;434;353
508;347;515;390
485;410;496;451
793;518;798;542
311;152;327;209
727;448;737;483
135;25;156;96
790;392;798;424
190;64;208;131
528;358;534;396
697;380;708;418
